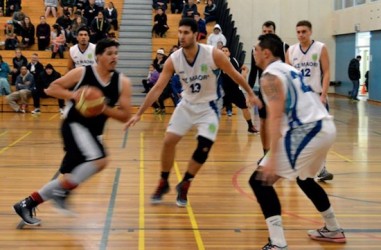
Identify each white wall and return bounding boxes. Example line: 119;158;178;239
227;0;336;78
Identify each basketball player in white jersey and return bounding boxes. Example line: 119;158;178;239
125;18;262;207
286;20;333;182
68;26;97;71
251;33;346;250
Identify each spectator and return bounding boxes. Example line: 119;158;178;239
19;16;35;48
153;48;167;73
103;1;118;30
75;0;89;13
5;0;21;17
6;65;35;113
168;44;179;56
56;11;73;43
348;55;361;101
170;0;183;14
11;10;25;35
26;53;44;83
84;0;100;26
142;64;159;93
364;70;369;91
152;7;169;38
0;55;11;95
60;0;75;16
94;0;105;8
0;1;4;17
152;0;168;11
36;16;51;51
207;24;226;48
204;0;217;24
31;64;64;114
73;9;88;25
51;23;66;59
44;0;58;18
69;15;87;45
4;20;19;50
194;12;206;41
90;11;110;43
182;0;197;18
11;48;28;85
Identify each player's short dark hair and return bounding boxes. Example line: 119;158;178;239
221;46;229;50
77;26;90;35
179;18;198;33
95;38;120;55
296;20;312;29
257;33;284;59
262;21;276;32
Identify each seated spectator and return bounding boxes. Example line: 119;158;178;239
207;24;226;48
103;1;118;31
152;0;167;11
152;8;169;38
0;1;4;17
142;64;159;93
84;0;100;26
11;48;28;85
4;20;19;50
94;0;105;8
194;12;206;41
69;15;87;45
44;0;58;18
36;16;51;51
6;65;34;113
0;55;11;95
26;53;44;83
73;10;88;25
60;0;75;16
204;0;217;24
5;0;21;17
182;0;197;18
169;44;179;56
153;48;167;73
11;10;25;35
31;64;64;114
75;0;89;13
90;11;110;43
56;11;73;44
51;23;66;58
19;16;35;48
170;0;183;14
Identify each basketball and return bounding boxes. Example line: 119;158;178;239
74;86;105;117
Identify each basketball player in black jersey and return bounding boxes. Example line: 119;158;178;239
13;39;133;226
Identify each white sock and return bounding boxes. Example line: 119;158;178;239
321;206;340;231
266;215;287;247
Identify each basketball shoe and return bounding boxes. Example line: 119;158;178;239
317;167;334;181
176;180;191;207
13;197;41;225
262;238;288;250
308;226;346;243
151;179;170;204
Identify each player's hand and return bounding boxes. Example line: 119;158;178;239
241;65;249;73
246;94;263;109
258;158;278;186
124;114;141;130
320;94;327;105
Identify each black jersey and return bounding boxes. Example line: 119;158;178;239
66;65;121;135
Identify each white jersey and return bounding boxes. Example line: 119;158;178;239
261;60;331;132
287;40;324;93
171;44;220;103
69;43;97;68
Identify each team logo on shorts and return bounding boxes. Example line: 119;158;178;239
208;123;217;134
201;64;208;74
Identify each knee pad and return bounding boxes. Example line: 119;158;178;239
296;177;330;212
192;136;214;164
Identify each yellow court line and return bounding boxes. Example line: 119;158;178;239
174;162;205;250
330;150;353;162
49;113;59;121
139;132;145;250
0;131;8;137
0;131;32;155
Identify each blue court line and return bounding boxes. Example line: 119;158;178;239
100;168;121;250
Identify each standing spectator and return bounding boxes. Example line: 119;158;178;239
19;16;35;48
152;8;169;38
36;16;51;51
364;70;369;91
207;24;226;48
90;11;110;43
0;55;11;95
6;65;35;113
348;55;361;101
27;53;44;84
5;0;21;17
153;48;167;73
11;48;28;85
84;0;100;26
152;0;167;11
194;12;206;41
51;24;66;59
204;0;217;24
31;64;64;114
170;0;183;14
4;20;19;50
45;0;59;18
182;0;197;18
103;2;118;31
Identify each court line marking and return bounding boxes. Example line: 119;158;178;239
174;162;205;250
0;131;32;155
330;150;353;162
139;132;145;250
0;130;7;137
48;113;59;121
99;167;121;250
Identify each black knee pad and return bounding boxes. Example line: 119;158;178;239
296;177;330;212
192;136;214;164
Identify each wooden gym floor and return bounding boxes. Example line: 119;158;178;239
0;95;380;249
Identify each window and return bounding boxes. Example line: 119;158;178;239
344;0;354;8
